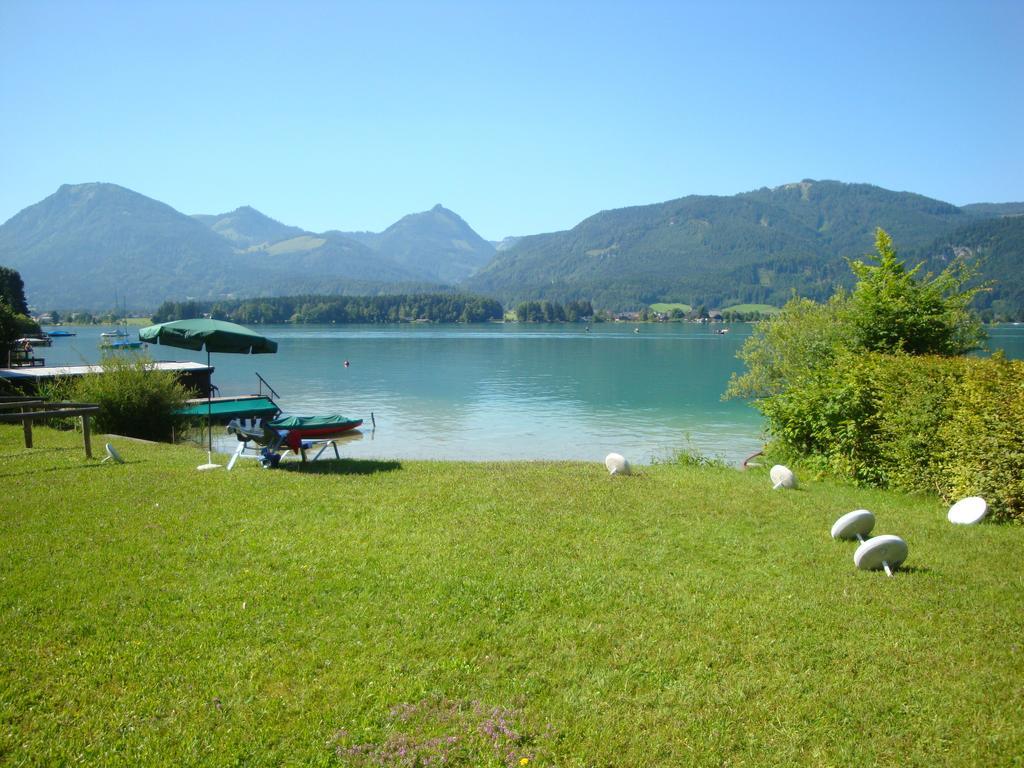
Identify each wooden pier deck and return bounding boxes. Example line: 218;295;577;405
0;361;213;393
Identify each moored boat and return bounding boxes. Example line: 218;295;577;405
100;338;144;350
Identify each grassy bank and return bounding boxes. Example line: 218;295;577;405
2;425;1022;766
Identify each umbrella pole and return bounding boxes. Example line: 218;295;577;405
198;348;221;470
207;349;213;463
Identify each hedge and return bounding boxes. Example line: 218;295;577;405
763;352;1024;523
72;354;192;442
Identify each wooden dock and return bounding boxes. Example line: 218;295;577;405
0;361;213;394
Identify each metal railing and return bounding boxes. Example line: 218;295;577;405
255;372;280;400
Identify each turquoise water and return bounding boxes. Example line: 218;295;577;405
36;323;1024;465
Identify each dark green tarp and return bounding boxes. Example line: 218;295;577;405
268;415;361;430
175;397;280;419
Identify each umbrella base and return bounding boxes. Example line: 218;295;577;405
197;462;222;471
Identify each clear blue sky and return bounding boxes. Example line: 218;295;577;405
2;0;1022;240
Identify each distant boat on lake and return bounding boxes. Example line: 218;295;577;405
100;338;143;350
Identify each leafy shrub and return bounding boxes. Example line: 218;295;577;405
0;299;40;353
757;349;884;484
846;229;985;355
725;293;852;401
34;376;79;430
939;353;1024;523
72;354;191;441
870;354;964;494
758;352;1024;522
726;228;1024;521
37;376;76;402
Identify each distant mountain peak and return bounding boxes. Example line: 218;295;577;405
0;182;238;310
53;181;143;202
325;204;495;284
60;181;118;192
192;205;305;248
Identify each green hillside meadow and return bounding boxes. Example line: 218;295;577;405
648;303;692;314
2;425;1022;766
720;304;781;315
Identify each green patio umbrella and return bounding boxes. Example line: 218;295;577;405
138;318;278;470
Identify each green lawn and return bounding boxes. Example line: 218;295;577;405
649;302;692;314
2;425;1022;766
720;304;780;315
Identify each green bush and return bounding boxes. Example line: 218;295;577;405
33;376;80;430
845;229;985;355
726;229;1023;521
72;354;191;441
760;352;1024;523
939;353;1024;523
871;354;964;494
757;349;884;484
0;299;40;353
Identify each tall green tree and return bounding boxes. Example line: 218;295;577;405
0;301;40;353
845;228;986;355
725;292;852;401
726;228;988;478
728;228;987;403
0;266;30;315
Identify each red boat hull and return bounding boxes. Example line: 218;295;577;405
282;420;362;451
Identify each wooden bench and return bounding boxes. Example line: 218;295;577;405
0;397;100;458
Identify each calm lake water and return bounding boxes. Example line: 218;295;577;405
38;323;1024;465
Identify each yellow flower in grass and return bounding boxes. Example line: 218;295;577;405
520;759;529;766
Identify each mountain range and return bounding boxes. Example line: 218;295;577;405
0;184;492;310
0;180;1021;314
466;180;1024;311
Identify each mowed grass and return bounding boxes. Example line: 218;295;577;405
719;304;780;315
649;303;692;314
1;426;1022;767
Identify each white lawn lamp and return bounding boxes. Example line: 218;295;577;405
605;453;631;476
831;509;908;577
947;496;988;525
769;464;796;490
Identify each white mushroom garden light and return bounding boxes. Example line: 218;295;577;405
605;453;631;476
769;464;796;490
830;509;908;577
853;535;909;577
947;496;988;525
830;509;875;543
102;442;124;464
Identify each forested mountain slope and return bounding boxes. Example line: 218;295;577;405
466;180;1004;309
